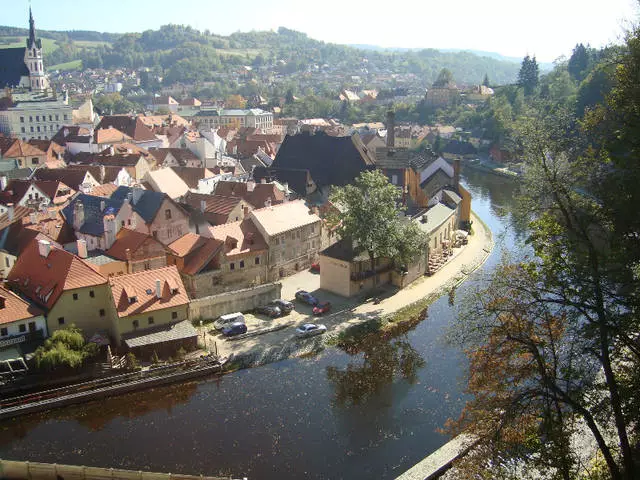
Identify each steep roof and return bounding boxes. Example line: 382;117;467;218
90;183;118;198
106;228;166;261
374;147;435;171
252;166;311;196
110;186;168;224
0;136;46;158
108;265;188;318
214;180;285;209
168;233;224;275
170;167;213;189
95;115;157;142
21;209;76;245
145;168;189;200
0;179;50;205
183;192;241;225
0;284;44;324
249;200;320;237
7;238;107;310
209;219;268;257
62;193;124;236
0;47;29;89
0;205;33;232
149;148;200;167
33;167;96;189
94;128;132;145
272;132;376;188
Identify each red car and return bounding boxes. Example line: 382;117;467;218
312;302;331;315
310;262;320;273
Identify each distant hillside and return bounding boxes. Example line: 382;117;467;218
0;24;520;86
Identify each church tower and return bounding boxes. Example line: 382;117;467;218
23;8;48;91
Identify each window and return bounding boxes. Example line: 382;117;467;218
240;260;245;268
148;317;155;325
32;158;38;165
152;231;158;238
55;114;59;121
21;127;25;133
49;115;52;121
64;114;68;121
255;256;260;265
29;116;33;122
36;115;40;122
20;116;24;123
19;324;26;333
171;311;178;320
73;293;78;300
5;257;9;267
0;328;7;336
121;220;125;227
58;317;65;325
391;174;398;185
165;209;172;220
28;322;36;332
99;309;105;317
132;320;139;329
30;126;34;133
127;219;131;226
230;262;235;270
37;126;40;132
311;225;315;234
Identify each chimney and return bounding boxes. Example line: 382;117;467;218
246;179;256;192
132;188;144;204
386;109;395;148
109;146;115;156
38;239;52;258
63;128;69;138
100;200;106;211
200;199;207;212
29;212;37;224
73;201;85;230
264;198;271;208
0;175;7;191
77;239;88;258
453;159;460;191
155;279;162;299
48;208;56;219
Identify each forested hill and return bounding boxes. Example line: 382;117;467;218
0;24;520;86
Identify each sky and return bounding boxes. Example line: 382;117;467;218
3;0;639;62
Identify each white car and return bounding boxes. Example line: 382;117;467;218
213;312;245;331
295;323;327;338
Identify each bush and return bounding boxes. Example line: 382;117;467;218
33;325;98;371
125;352;140;370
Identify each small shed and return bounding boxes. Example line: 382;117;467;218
122;320;198;360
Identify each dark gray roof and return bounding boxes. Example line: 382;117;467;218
1;167;33;180
253;166;310;196
110;186;166;223
0;48;29;89
374;147;435;171
62;193;124;236
123;320;197;348
319;238;369;262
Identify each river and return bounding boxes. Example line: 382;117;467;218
0;171;522;480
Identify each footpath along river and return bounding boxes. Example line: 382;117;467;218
0;171;522;480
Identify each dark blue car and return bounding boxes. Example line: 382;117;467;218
222;322;247;337
295;290;318;306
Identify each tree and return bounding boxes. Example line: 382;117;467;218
482;73;490;87
224;94;247;109
327;170;427;275
33;326;98;371
517;55;539;95
567;43;589;82
433;68;454;87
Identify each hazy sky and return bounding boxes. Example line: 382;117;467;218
5;0;639;62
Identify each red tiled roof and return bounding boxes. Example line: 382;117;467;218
7;239;107;310
184;192;241;216
22;209;76;245
0;284;44;325
170;167;214;189
108;265;188;318
90;183;118;198
209;219;267;258
96;116;157;143
106;228;166;261
214;181;284;209
168;233;224;275
0;136;46;158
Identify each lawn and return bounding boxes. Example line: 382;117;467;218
48;59;82;71
0;36;58;54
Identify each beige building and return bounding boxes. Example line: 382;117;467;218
249;200;321;280
7;238;114;338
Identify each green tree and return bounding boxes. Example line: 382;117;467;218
433;67;454;87
482;73;490;87
327;170;427;275
33;326;98;371
517;55;539;95
567;43;590;82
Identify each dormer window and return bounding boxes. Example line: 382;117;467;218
128;296;137;304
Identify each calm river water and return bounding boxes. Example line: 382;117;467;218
0;171;521;480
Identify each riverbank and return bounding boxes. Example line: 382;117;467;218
216;210;493;371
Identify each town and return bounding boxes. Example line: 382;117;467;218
1;5;638;480
0;10;477;381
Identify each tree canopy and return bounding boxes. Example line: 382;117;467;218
33;326;98;371
517;55;539;95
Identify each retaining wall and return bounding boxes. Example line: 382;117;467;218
189;282;282;321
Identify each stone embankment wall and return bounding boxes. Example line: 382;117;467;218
189;282;282;321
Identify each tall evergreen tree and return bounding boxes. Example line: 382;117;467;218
482;73;490;87
568;43;590;81
518;55;539;95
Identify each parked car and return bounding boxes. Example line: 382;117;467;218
214;312;245;330
295;323;327;338
312;302;332;315
295;290;318;306
222;322;248;337
256;304;282;318
310;262;320;273
270;299;294;314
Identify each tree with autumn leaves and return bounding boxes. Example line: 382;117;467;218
448;27;640;480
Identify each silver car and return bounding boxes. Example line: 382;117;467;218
295;323;327;338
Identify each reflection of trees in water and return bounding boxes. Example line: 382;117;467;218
0;381;201;444
327;334;425;406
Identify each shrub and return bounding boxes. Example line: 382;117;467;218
33;325;98;371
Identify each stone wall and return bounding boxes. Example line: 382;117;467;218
189;282;282;321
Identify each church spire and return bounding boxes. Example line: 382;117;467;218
27;7;39;49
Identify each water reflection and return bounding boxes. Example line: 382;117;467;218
328;323;426;407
